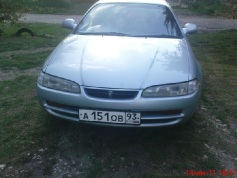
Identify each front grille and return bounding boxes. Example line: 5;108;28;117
84;88;139;99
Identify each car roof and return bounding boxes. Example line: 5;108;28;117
96;0;169;6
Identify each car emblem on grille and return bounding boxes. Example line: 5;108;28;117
108;90;113;98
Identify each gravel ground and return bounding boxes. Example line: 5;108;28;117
19;13;237;31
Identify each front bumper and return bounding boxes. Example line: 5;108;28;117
37;84;200;127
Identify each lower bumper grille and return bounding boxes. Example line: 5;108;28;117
45;101;183;126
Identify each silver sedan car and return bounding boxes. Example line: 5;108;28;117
37;0;202;127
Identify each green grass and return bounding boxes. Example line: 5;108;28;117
189;30;237;122
0;25;237;177
0;22;69;165
0;23;70;52
0;76;41;159
0;51;50;70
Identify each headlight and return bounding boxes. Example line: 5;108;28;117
38;72;80;93
142;80;200;98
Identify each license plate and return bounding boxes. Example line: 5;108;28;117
79;109;140;125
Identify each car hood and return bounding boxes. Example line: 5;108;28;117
44;35;191;89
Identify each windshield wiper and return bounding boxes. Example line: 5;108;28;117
136;34;181;39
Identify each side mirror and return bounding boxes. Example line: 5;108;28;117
182;23;198;35
62;19;77;30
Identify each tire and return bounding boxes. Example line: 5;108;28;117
16;28;34;37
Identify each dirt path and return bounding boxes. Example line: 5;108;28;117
19;13;237;31
177;14;237;30
19;14;82;24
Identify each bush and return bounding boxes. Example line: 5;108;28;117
0;0;24;25
224;0;237;18
190;0;236;18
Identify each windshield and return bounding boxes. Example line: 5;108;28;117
75;3;183;38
